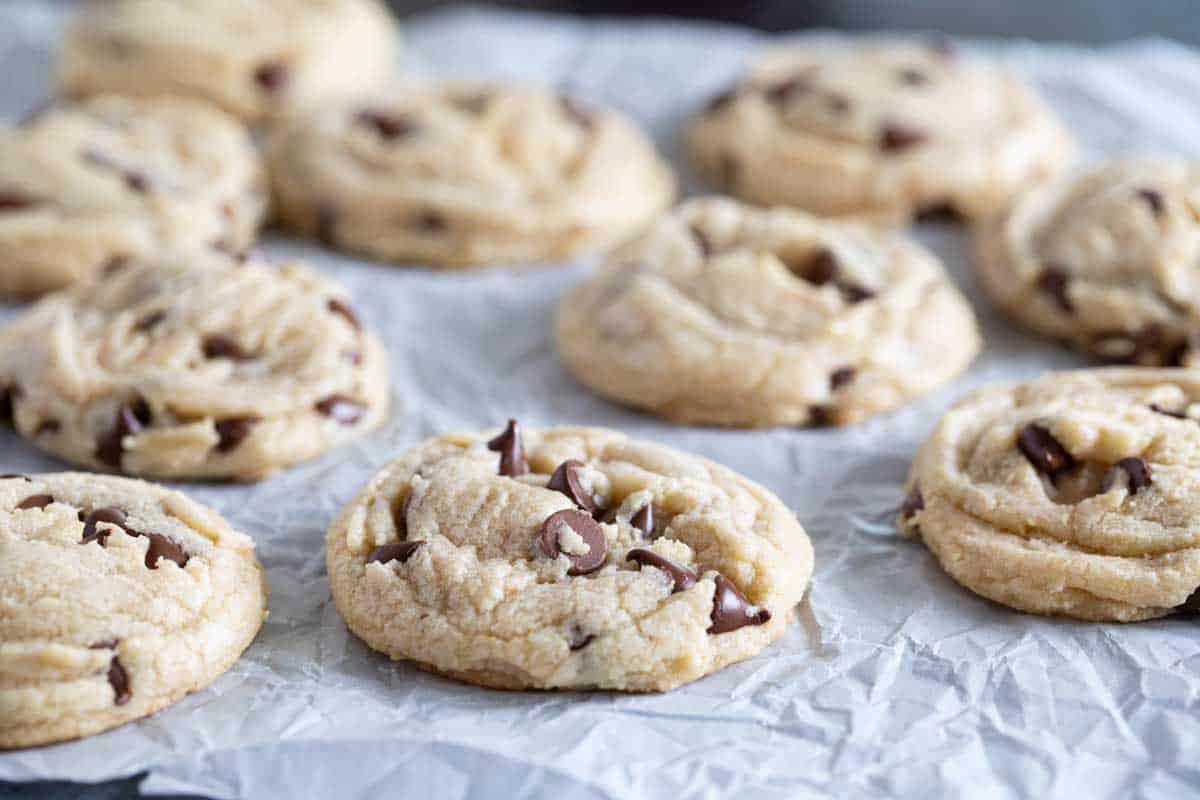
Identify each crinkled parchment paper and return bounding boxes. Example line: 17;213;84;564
3;4;1200;798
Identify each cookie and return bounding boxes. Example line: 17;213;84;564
556;197;980;427
58;0;399;123
0;251;389;481
0;473;267;749
686;38;1074;224
0;95;266;297
899;368;1200;622
976;158;1200;366
266;83;676;268
326;421;813;691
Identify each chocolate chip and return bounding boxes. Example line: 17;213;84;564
707;574;771;634
1100;457;1152;495
547;459;602;513
202;334;252;361
1149;403;1188;420
106;655;131;705
560;97;594;130
690;224;714;257
134;310;166;332
630;504;655;540
317;204;339;247
1137;188;1164;217
539;509;607;576
315;395;366;425
81;507;127;545
0;191;35;211
1017;423;1075;477
96;399;151;470
915;202;963;223
1175;586;1200;615
214;416;259;453
254;61;289;92
840;284;876;304
897;68;929;86
900;486;924;519
328;299;361;330
568;628;595;651
88;639;117;651
125;172;148;194
796;248;838;285
879;123;927;152
808;405;835;428
830;367;856;391
487;419;527;477
16;494;53;510
356;109;416;140
705;87;738;115
1037;266;1073;313
764;74;813;104
414;210;447;233
626;548;697;593
143;532;188;569
396;490;413;539
34;419;60;437
367;540;424;565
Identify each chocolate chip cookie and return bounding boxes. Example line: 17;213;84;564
977;158;1200;366
556;197;980;427
899;368;1200;621
0;95;266;297
0;251;389;481
266;83;676;268
0;473;267;748
687;37;1074;224
58;0;399;123
326;421;814;691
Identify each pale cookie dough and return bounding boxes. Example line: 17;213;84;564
556;197;981;427
327;420;814;691
687;37;1074;224
266;83;676;268
977;158;1200;366
0;95;266;297
0;473;267;749
899;368;1200;622
0;252;389;481
58;0;399;123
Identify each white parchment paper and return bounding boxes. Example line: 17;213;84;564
4;4;1200;798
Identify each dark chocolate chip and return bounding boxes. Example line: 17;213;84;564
317;204;339;247
356;109;417;140
547;459;602;513
202;334;252;361
16;494;53;510
808;405;835;428
879;123;927;152
1017;423;1075;477
95;400;151;470
568;629;595;651
538;509;607;576
708;574;771;634
367;540;425;565
626;548;697;593
1100;457;1152;495
214;416;259;453
314;395;366;425
1149;403;1188;420
690;224;715;257
134;310;167;332
107;655;131;705
900;486;924;519
396;490;414;539
1137;188;1164;217
839;284;876;304
915;202;963;224
830;367;856;391
328;299;361;330
0;191;35;211
124;172;148;194
897;68;929;86
705;87;738;115
796;248;838;285
34;419;60;437
143;532;188;569
487;419;528;477
254;61;289;92
81;507;127;545
630;504;655;540
1037;266;1074;313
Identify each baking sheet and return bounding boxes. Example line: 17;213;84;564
4;4;1200;798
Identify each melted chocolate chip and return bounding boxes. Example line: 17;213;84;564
202;334;252;361
487;419;527;477
357;109;417;140
396;490;413;539
539;509;607;575
705;87;738;115
1100;457;1152;495
367;540;424;565
630;504;655;540
134;310;167;332
214;416;259;453
1137;187;1164;217
547;460;602;513
915;202;963;224
315;395;366;425
808;405;835;428
900;486;924;519
254;61;289;92
81;507;127;545
568;629;595;651
830;367;856;391
96;399;151;470
16;494;53;510
897;68;929;86
328;299;361;330
879;123;927;152
1037;267;1074;313
797;249;838;285
626;548;697;593
1017;424;1075;477
708;574;771;634
0;191;35;211
143;532;188;569
107;655;131;705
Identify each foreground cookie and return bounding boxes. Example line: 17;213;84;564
0;95;266;297
0;252;389;480
687;38;1073;223
900;369;1200;621
0;473;267;748
977;158;1200;366
58;0;399;123
327;421;813;691
557;197;980;427
267;83;676;268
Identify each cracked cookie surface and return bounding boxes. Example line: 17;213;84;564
686;38;1073;224
0;95;266;297
326;422;813;691
556;197;980;427
267;82;676;268
976;158;1200;366
58;0;399;123
900;368;1200;621
0;473;267;749
0;251;389;481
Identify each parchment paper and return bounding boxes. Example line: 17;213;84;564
3;4;1200;798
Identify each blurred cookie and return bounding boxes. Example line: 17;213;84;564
0;95;265;297
0;251;389;481
326;421;813;691
267;83;676;267
58;0;399;123
0;473;267;748
687;37;1073;223
977;158;1200;365
556;197;980;427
